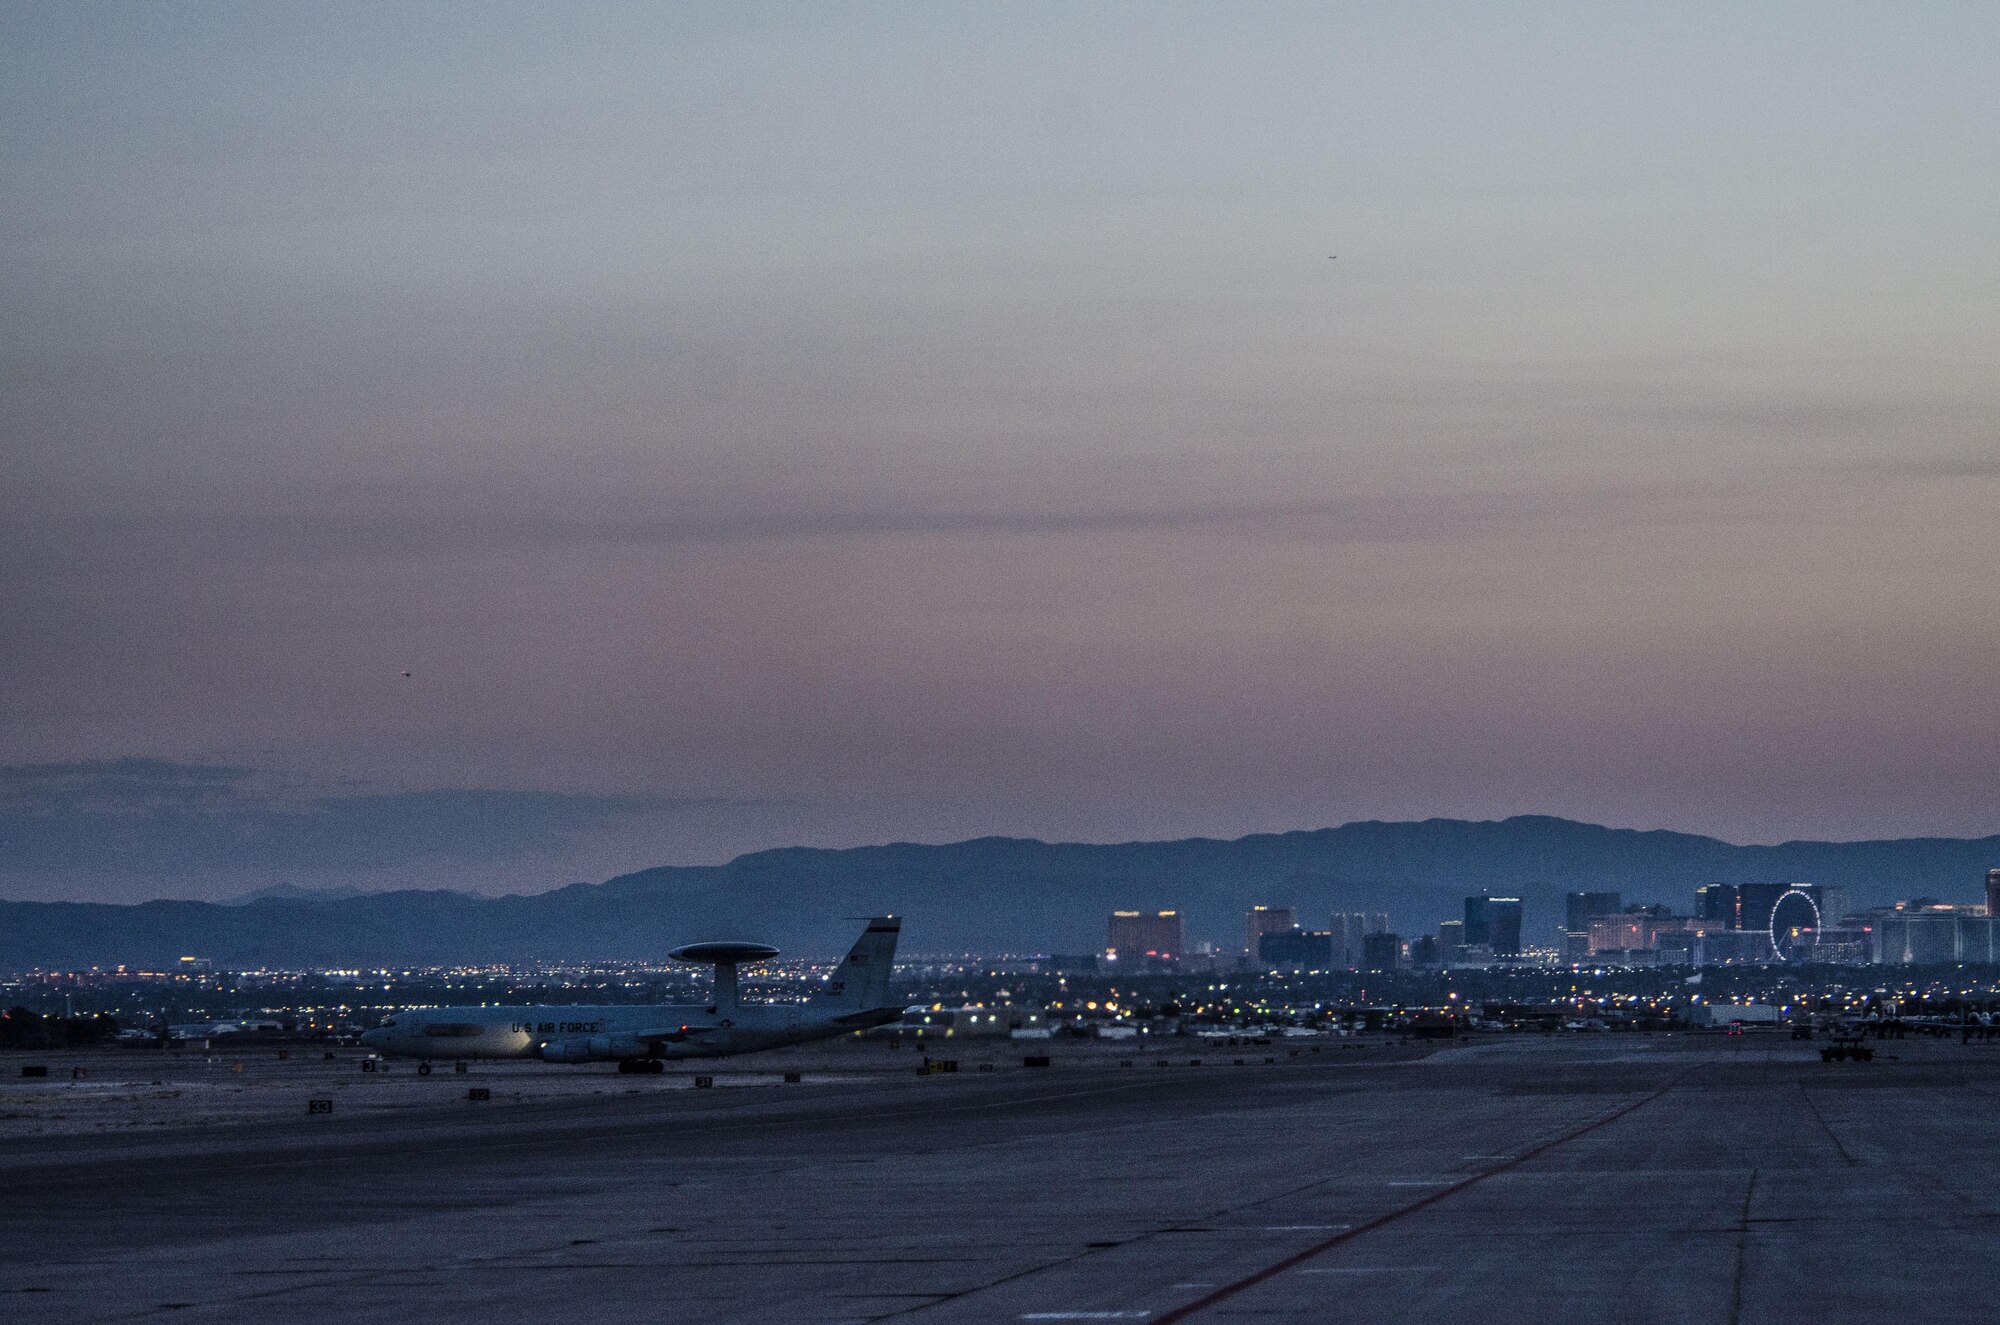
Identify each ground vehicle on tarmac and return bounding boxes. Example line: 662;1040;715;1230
1821;1024;1874;1062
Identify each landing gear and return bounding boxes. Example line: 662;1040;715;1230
616;1059;666;1075
418;1062;432;1076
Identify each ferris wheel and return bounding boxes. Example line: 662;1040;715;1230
1768;888;1821;962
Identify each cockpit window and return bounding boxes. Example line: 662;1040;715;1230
378;1018;399;1028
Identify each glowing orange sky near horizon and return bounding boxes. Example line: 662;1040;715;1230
3;3;1996;900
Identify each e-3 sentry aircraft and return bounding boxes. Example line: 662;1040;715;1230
358;916;903;1074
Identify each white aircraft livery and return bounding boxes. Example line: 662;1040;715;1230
358;916;903;1074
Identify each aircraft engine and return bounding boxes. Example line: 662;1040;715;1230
540;1038;595;1063
586;1034;655;1060
541;1035;658;1063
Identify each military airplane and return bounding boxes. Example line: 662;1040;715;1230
358;916;902;1074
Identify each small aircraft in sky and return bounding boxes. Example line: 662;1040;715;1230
359;916;903;1074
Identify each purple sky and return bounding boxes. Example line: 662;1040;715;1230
3;3;1996;902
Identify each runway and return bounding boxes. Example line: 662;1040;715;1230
5;1034;1999;1322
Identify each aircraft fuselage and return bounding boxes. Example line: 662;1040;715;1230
359;1001;900;1062
358;916;905;1066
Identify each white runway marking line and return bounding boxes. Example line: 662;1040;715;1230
1295;1266;1441;1275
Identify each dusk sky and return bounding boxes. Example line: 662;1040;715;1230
4;3;1996;903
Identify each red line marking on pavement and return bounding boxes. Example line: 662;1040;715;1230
1150;1072;1692;1323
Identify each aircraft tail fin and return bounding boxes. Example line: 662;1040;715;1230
811;916;900;1010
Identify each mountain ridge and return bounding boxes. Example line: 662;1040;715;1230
4;815;1996;970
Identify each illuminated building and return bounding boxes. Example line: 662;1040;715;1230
1328;913;1388;967
1246;905;1295;954
1588;913;1706;956
1464;897;1524;957
1867;902;2000;964
1258;929;1334;968
1107;910;1184;963
1695;883;1793;933
1361;932;1404;970
1696;928;1776;964
1566;892;1622;934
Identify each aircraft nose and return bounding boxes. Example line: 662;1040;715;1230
359;1028;387;1050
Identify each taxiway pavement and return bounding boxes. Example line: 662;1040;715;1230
5;1034;1997;1323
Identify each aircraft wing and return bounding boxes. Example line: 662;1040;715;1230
628;1026;714;1044
828;1008;904;1031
